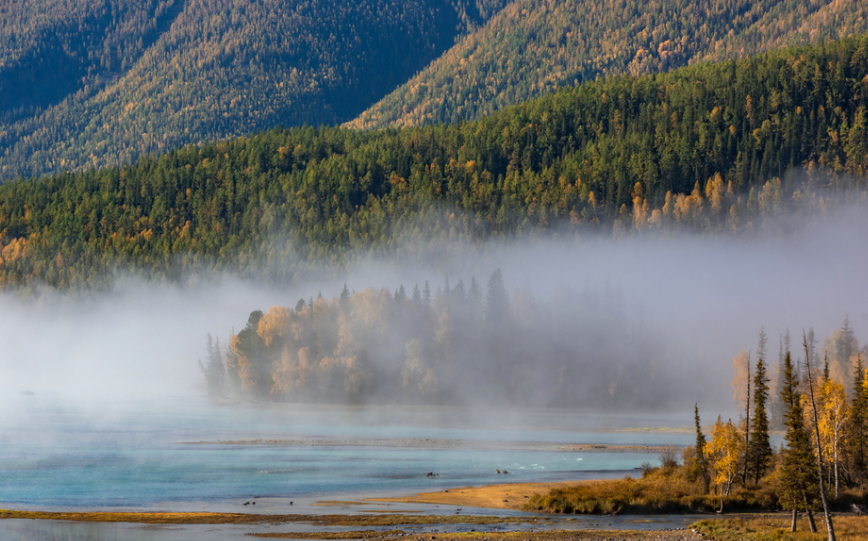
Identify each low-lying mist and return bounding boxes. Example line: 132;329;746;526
2;201;867;418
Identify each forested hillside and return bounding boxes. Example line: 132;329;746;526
0;0;508;180
2;35;868;289
351;0;868;129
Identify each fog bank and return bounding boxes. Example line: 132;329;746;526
1;202;866;415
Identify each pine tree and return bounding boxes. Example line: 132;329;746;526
778;351;818;533
340;283;351;309
748;355;773;484
199;333;225;397
484;268;509;325
423;281;431;307
851;354;867;489
693;404;710;494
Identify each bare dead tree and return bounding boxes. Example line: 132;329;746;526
803;331;836;541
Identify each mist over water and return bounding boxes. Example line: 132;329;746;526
0;201;865;519
0;203;866;409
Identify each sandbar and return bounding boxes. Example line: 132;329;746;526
369;479;605;511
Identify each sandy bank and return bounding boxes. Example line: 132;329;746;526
368;479;605;511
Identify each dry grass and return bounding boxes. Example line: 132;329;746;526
523;468;777;515
693;515;868;540
248;530;703;540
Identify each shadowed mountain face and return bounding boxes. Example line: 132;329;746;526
350;0;868;130
0;0;510;180
0;0;186;121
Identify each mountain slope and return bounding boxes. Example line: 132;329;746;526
350;0;868;129
0;0;509;180
2;35;868;289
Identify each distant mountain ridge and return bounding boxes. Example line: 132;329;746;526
350;0;868;129
0;0;510;180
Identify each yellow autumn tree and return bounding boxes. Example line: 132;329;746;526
731;350;751;483
708;416;744;510
632;182;649;229
271;345;315;396
705;173;725;215
257;305;291;348
818;377;848;498
228;333;255;392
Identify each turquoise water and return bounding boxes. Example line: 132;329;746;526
1;397;695;508
0;396;700;539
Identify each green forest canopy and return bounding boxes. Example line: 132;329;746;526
2;35;868;289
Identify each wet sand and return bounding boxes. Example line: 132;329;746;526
368;479;602;511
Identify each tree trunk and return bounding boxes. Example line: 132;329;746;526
791;508;798;532
742;362;751;485
804;491;818;533
834;436;839;499
804;333;837;541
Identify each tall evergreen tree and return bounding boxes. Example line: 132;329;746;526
748;356;773;484
485;268;509;325
340;283;351;308
851;354;867;489
778;351;818;533
693;404;710;494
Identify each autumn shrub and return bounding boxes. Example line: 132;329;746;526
524;466;780;515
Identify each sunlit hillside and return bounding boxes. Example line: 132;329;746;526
351;0;868;129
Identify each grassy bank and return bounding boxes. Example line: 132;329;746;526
693;516;868;540
523;467;777;514
249;530;703;540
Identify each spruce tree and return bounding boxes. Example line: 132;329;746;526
778;351;818;533
693;404;710;494
748;356;773;484
340;283;351;308
850;354;866;489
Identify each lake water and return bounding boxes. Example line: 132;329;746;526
0;395;703;540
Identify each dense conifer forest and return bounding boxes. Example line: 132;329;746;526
2;36;868;289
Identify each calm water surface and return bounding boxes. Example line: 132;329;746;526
0;395;701;540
